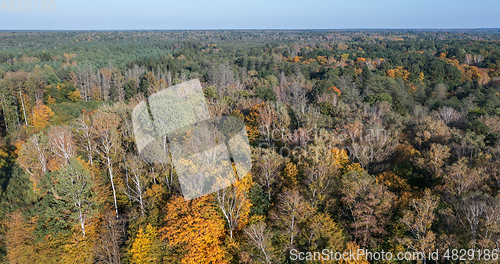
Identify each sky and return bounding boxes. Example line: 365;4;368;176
0;0;499;30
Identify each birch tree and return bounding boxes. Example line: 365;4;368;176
92;110;122;217
17;133;50;188
215;176;252;238
48;125;76;165
244;221;274;264
122;154;149;216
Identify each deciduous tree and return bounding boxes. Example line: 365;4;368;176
341;169;395;247
244;221;274;264
91;110;122;217
399;189;438;264
215;175;252;239
160;196;228;264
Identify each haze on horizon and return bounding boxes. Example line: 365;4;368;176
0;0;499;30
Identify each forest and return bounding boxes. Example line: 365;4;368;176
0;29;500;263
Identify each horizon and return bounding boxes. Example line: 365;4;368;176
1;28;499;32
1;0;499;30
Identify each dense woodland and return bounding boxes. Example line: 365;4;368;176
0;29;499;263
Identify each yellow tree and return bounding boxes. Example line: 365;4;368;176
339;242;369;264
5;211;36;264
30;101;54;130
301;212;346;262
160;196;228;264
130;224;162;264
281;162;299;190
245;103;264;145
60;232;95;264
68;89;82;102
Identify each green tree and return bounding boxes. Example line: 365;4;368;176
54;157;98;237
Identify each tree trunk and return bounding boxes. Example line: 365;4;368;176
107;157;119;218
19;87;28;126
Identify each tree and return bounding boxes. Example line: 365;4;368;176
272;189;312;248
284;82;307;114
435;106;462;126
122;154;150;216
48;125;76;166
91;109;122;217
252;147;287;202
2;71;31;126
441;157;485;202
341;169;395;248
281;162;299;190
73;110;95;165
433;83;447;101
301;212;345;255
160;196;228;264
30;101;54;130
410;111;451;150
244;221;274;264
338;121;398;171
412;143;450;176
5;211;36;264
253;102;290;148
130;224;163;264
215;175;252;239
297;145;348;208
54;157;98;237
255;103;275;147
399;189;438;264
93;208;126;264
17;132;50;189
339;241;369;264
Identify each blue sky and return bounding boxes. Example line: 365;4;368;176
0;0;499;30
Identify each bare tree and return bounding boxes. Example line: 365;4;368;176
122;154;149;216
465;54;473;65
399;189;438;264
435;106;462;126
459;193;487;249
94;208;126;264
286;82;307;114
272;189;312;247
253;147;287;201
74;112;95;164
92;110;122;217
339;121;398;171
256;103;290;148
215;178;251;238
244;222;274;264
48;125;76;165
341;170;395;248
17;133;49;187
